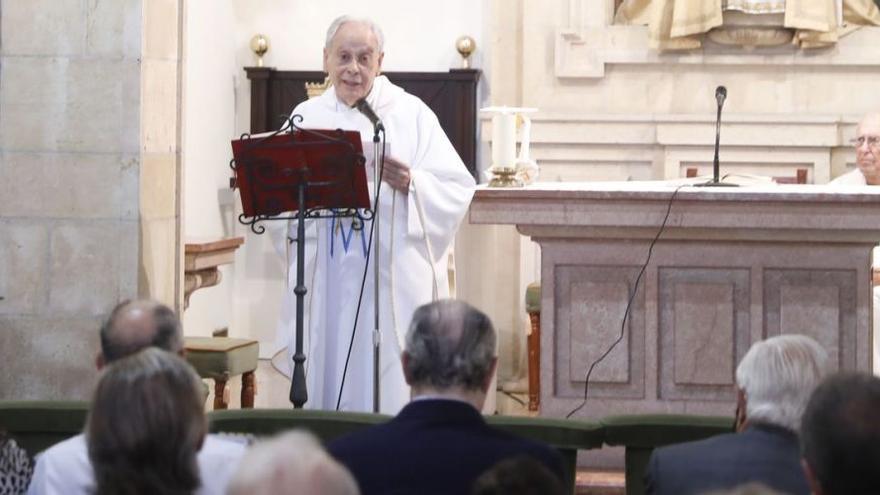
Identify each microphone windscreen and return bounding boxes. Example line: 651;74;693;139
715;86;727;102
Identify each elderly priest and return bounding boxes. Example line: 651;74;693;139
271;15;476;413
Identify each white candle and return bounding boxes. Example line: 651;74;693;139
492;112;517;168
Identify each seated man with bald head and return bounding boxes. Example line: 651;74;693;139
27;300;247;495
327;300;563;495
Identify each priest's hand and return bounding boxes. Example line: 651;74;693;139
382;156;411;193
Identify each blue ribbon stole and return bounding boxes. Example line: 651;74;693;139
329;215;369;258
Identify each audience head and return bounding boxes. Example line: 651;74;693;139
87;347;206;495
800;372;880;495
323;15;385;106
471;457;564;495
734;334;828;432
227;430;359;495
98;299;183;367
702;482;785;495
854;112;880;184
403;300;497;405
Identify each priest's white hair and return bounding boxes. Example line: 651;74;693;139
735;334;829;431
325;15;385;52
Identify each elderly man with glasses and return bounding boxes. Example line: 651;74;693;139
830;113;880;375
833;113;880;186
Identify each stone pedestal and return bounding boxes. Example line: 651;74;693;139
470;182;880;426
184;237;244;309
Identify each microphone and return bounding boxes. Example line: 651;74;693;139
697;85;737;187
354;98;384;133
715;85;727;108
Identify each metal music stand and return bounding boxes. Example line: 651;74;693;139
230;115;372;408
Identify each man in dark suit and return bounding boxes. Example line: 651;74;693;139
328;299;563;495
801;372;880;495
645;334;829;495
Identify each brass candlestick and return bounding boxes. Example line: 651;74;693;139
250;34;269;67
455;36;476;69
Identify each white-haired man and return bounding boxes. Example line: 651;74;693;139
645;334;829;495
273;16;476;413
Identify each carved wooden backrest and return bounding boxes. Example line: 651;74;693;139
244;68;481;179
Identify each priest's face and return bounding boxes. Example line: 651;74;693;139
855;113;880;185
324;22;384;107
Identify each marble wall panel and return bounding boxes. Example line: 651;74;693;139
0;152;138;219
569;280;630;383
139;217;179;306
781;284;840;367
672;282;734;386
141;152;177;220
554;265;645;399
0;222;49;315
0;0;85;55
143;0;179;60
0;315;101;400
764;269;857;370
659;267;750;402
85;0;142;58
141;59;180;153
48;221;126;316
0;58;141;153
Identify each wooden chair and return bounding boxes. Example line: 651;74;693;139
685;167;809;184
525;282;542;412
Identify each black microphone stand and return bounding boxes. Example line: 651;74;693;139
697;87;738;188
370;122;382;413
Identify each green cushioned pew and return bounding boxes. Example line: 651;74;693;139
208;408;389;442
601;414;735;495
487;414;605;493
0;401;89;455
208;408;603;495
1;400;734;495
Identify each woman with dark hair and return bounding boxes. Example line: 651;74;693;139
86;347;207;495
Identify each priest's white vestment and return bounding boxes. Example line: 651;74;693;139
271;76;476;413
829;169;880;372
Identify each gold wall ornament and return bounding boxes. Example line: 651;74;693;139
250;34;269;67
305;76;331;99
455;35;476;69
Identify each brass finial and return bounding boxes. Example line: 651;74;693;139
455;36;476;69
250;34;269;67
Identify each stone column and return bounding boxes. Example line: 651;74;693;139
0;0;182;400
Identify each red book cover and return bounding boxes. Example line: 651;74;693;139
231;129;370;218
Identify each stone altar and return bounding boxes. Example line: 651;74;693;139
469;182;880;423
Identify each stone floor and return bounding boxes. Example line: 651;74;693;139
205;360;626;494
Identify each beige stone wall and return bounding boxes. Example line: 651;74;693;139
0;0;182;400
140;0;182;307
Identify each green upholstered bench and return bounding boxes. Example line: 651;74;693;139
488;414;605;494
208;408;604;495
601;414;734;495
208;408;389;443
184;336;259;410
0;401;89;455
